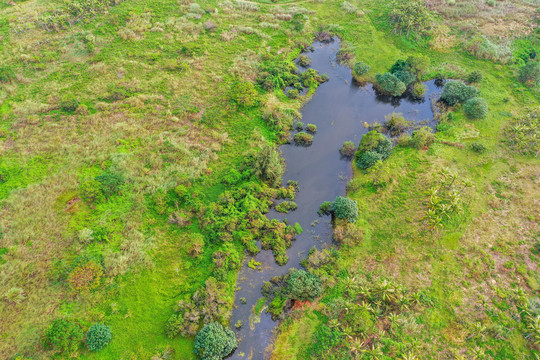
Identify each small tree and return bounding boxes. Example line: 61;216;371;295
252;144;284;187
332;196;358;222
518;62;540;87
85;323;112;351
375;72;406;96
43;319;84;355
286;269;323;301
394;70;416;86
440;80;479;106
358;130;393;159
194;322;237;360
463;97;488;120
353;61;370;76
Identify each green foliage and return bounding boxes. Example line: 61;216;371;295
389;59;407;74
60;95;79;112
505;110;539;156
353;61;370;76
286;269;323;301
394;69;416;86
410;127;435;149
375;72;406;96
406;55;430;77
306;124;317;133
390;0;432;37
95;171;123;198
298;55;311;67
463;97;488;120
469;142;487;154
295;122;304;131
251;144;284;187
43;319;84;354
319;201;332;215
68;260;103;292
193;322;237;360
411;82;427;99
440;80;480;106
356;151;383;169
275;201;297;213
467;70;483;83
294;132;313;146
355;130;392;169
385;112;410;136
85;323;112;351
79;179;104;204
339;141;356;157
257;60;299;90
518;62;540;87
287;88;299;98
37;0;121;31
3;287;25;305
231;80;258;107
332;196;358;222
0;66;15;83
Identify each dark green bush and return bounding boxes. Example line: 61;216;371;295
358;130;393;159
252;144;284;187
353;61;370;76
0;66;16;83
394;69;416;86
463;97;488;120
356;151;383;169
43;319;84;354
231;80;258;107
339;141;356;157
286;269;323;301
95;171;123;198
294;132;313;146
375;72;406;96
410;126;435;149
332;196;358;222
470;142;487;153
85;323;112;351
440;80;479;106
467;70;483;83
518;62;540;87
60;96;80;112
194;322;237;360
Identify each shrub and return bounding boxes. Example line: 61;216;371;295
298;55;311;67
319;201;332;215
385;112;410;136
406;55;430;77
189;233;205;257
3;287;25;304
0;66;16;82
390;59;407;74
440;80;479;106
390;0;432;37
410;127;435;149
68;261;103;293
467;71;483;83
294;132;313;146
332;196;358;222
353;61;370;76
95;171;123;198
43;319;84;354
287;88;299;98
194;322;237;360
231;80;258;107
252;144;284;187
79;179;103;204
518;62;540;87
375;72;406;96
60;95;80;112
339;141;356;157
356;151;383;169
411;83;427;99
394;70;416;86
295;122;304;131
85;323;112;351
358;130;393;159
470;142;487;154
306;124;317;133
463;97;488;120
286;269;323;301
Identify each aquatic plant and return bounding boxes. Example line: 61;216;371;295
385;112;411;136
306;124;317;133
294;132;313;146
411;83;427;99
340;141;356;157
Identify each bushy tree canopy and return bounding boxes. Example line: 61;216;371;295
252;144;284;187
85;323;112;351
332;196;358;222
194;322;237;360
353;61;370;76
440;80;479;106
463;97;488;119
43;319;84;354
287;269;323;301
375;72;406;96
390;0;432;37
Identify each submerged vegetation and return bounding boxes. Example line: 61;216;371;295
0;0;538;358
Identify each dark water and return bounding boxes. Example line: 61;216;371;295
229;39;441;360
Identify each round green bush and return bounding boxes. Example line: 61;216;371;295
355;150;383;169
411;83;427;99
440;80;479;106
287;88;299;98
60;95;80;112
358;131;392;159
43;319;84;354
353;61;370;76
194;322;237;360
463;97;488;120
394;70;416;86
286;269;323;301
332;196;358;222
339;141;356;157
231;80;258;107
305;123;317;133
467;70;483;83
85;323;112;351
410;127;435;149
375;72;406;97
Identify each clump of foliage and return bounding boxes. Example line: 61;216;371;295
85;323;112;351
390;0;432;37
294;132;313;146
43;319;84;355
505;110;539;156
374;72;406;96
440;80;480;106
67;260;103;293
275;201;297;213
305;124;317;133
469;142;487;154
257;60;299;90
463;97;488;119
385;112;411;136
231;80;258;107
353;61;370;76
411;82;427;99
319;201;333;215
193;322;237;360
286;269;323;301
95;171;123;198
467;70;483;83
295;122;304;131
251;144;284;187
212;243;242;280
518;61;540;87
37;0;122;31
410;126;435;149
355;130;393;169
339;141;356;157
60;95;79;112
332;196;358;222
298;55;311;67
287;88;299;98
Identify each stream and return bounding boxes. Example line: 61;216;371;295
229;38;442;360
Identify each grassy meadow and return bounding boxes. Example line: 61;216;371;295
0;0;538;359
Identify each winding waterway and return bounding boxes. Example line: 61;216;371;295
229;38;442;360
